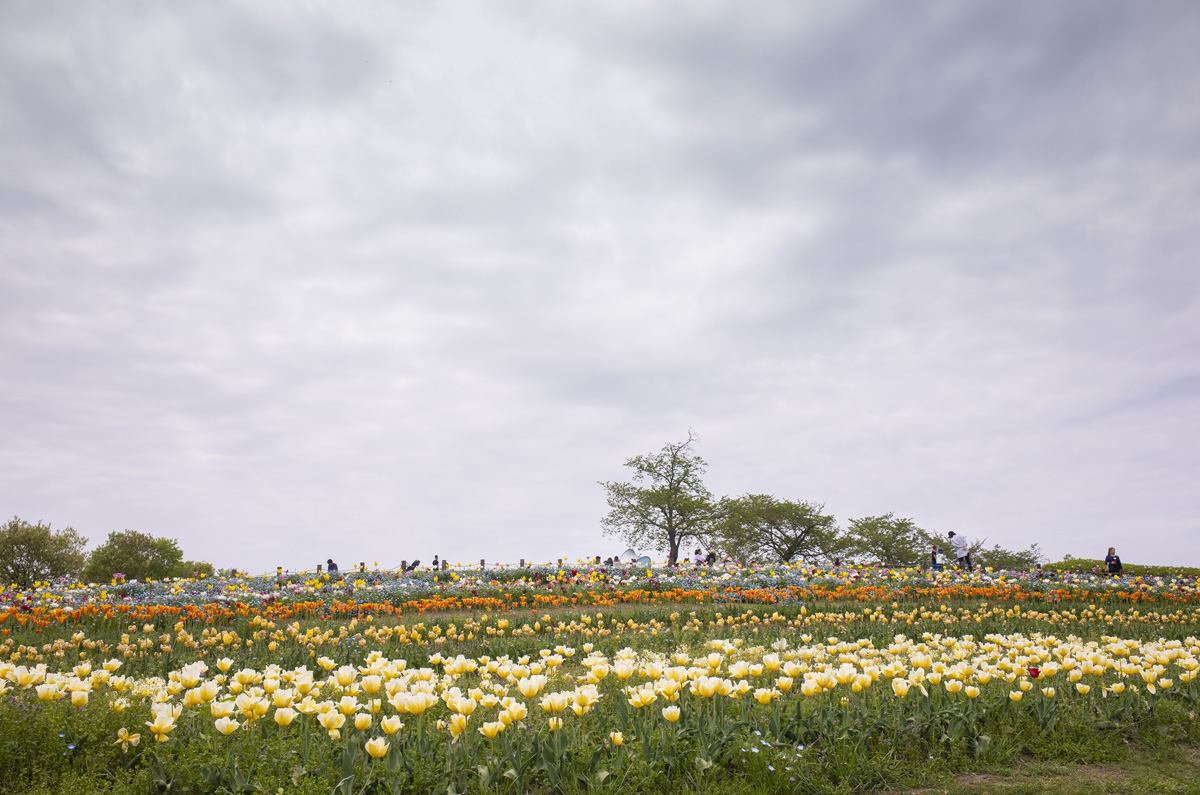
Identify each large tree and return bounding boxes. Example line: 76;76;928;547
713;495;842;565
84;529;192;583
0;517;88;586
600;432;715;566
840;513;936;568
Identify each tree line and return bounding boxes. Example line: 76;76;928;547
600;433;1045;570
0;517;213;587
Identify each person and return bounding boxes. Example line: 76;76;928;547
931;544;943;572
706;551;717;565
431;555;439;571
326;558;339;574
693;548;704;565
594;556;601;565
948;532;972;571
1105;547;1123;576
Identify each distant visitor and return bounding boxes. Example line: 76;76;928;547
948;532;972;571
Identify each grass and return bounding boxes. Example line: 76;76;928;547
875;744;1200;794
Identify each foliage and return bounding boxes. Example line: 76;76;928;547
600;432;715;566
839;513;937;567
83;529;205;583
0;516;88;586
178;560;216;578
712;494;842;565
972;541;1046;571
1049;558;1200;578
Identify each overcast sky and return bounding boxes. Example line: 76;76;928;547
2;1;1198;573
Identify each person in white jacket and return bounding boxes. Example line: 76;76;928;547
948;531;972;571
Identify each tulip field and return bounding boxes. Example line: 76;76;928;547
3;563;1200;794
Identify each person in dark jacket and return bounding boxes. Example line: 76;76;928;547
1104;547;1123;576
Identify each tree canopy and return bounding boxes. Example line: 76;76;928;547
84;529;200;583
713;495;842;565
0;517;88;586
839;513;936;568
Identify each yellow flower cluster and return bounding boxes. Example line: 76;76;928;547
4;631;1198;753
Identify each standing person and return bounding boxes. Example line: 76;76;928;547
930;544;943;572
431;555;439;571
1105;547;1123;576
948;532;972;571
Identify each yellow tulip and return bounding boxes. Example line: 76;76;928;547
662;705;681;722
145;714;177;742
381;716;403;735
198;681;220;703
113;727;141;752
1041;687;1055;699
36;684;63;702
547;716;563;731
71;690;89;708
627;688;657;709
609;731;623;746
754;688;775;705
478;721;504;739
274;707;297;727
211;701;236;719
214;717;240;736
964;686;980;699
365;737;389;759
891;678;911;698
1075;683;1090;695
318;712;346;732
540;692;569;713
1009;691;1023;703
354;714;372;731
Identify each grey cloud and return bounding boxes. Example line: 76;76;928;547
1;1;1197;569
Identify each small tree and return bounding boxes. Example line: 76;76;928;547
0;517;88;586
84;530;192;583
973;541;1046;571
600;432;715;566
713;495;842;565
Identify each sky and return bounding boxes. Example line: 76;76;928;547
2;1;1198;573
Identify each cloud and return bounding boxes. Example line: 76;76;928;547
1;0;1198;570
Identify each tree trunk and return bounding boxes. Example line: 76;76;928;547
667;538;679;567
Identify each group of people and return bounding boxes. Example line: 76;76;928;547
930;531;974;571
330;540;1127;577
928;535;1126;576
